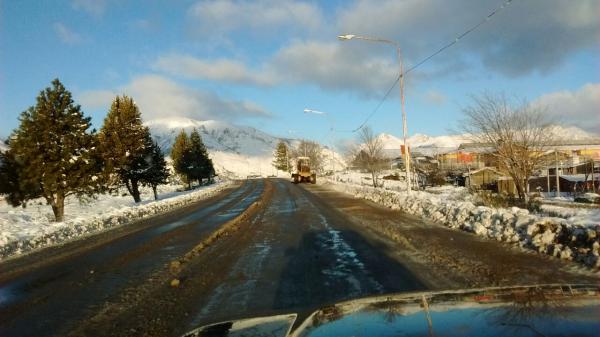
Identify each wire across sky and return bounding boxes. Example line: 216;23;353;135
349;0;515;132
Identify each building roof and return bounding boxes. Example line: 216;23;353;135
560;174;600;182
463;167;503;177
458;139;600;153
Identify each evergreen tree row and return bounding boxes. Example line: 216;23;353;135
0;79;174;222
170;129;215;189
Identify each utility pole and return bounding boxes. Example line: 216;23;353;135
592;159;596;193
337;34;412;194
546;167;550;196
555;149;560;197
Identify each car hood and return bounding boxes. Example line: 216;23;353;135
183;284;600;337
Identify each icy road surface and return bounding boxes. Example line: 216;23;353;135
0;179;596;337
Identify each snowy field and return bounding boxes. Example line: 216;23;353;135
0;180;233;261
326;171;600;269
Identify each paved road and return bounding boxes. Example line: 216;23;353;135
0;178;595;337
0;180;264;337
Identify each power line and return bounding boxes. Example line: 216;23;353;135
351;0;515;132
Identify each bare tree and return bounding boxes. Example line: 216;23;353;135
353;126;388;188
292;140;324;173
461;93;554;204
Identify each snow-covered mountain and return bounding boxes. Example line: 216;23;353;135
377;133;468;156
146;117;301;178
145;117;286;157
547;125;598;140
376;125;598;157
145;117;347;178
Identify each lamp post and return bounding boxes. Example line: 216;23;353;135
337;34;412;193
304;108;336;174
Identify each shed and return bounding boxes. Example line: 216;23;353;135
464;167;502;190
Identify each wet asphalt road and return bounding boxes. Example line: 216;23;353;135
0;178;594;337
0;180;264;336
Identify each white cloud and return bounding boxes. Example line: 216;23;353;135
78;90;116;109
71;0;107;16
271;41;396;95
337;0;599;77
154;1;598;97
153;54;276;86
78;75;271;121
53;22;83;45
187;0;323;38
424;90;447;106
153;41;397;96
534;83;600;134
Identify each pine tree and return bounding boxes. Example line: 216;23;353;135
272;140;290;172
202;157;216;184
188;129;204;185
0;150;30;207
98;95;152;203
144;139;170;200
189;128;213;185
171;130;193;189
5;79;100;221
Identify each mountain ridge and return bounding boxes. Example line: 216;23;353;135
375;125;599;157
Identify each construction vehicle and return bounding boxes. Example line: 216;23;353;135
291;157;316;184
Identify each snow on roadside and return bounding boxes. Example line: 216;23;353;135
0;180;233;261
325;178;600;269
540;204;600;228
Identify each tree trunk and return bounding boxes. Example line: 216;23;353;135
131;179;141;203
152;185;158;201
371;171;377;188
51;194;65;222
511;173;525;203
125;180;133;197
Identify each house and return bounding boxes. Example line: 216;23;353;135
497;176;518;195
437;143;498;170
464;167;502;190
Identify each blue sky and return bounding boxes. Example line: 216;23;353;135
1;0;598;145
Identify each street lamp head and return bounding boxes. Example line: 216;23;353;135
303;108;325;115
337;34;355;41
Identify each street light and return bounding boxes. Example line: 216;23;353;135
337;34;412;193
304;108;336;174
303;108;325;115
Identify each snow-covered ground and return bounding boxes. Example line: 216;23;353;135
0;180;233;261
540;204;600;227
326;171;600;268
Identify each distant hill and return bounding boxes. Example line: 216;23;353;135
145;117;286;157
145;117;347;178
375;125;598;158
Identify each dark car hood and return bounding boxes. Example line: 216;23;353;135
183;284;600;337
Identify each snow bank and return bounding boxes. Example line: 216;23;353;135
540;204;600;227
0;180;233;261
326;179;600;269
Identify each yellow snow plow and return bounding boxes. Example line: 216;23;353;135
292;157;316;184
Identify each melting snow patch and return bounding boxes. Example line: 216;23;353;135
326;179;600;269
317;214;383;295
